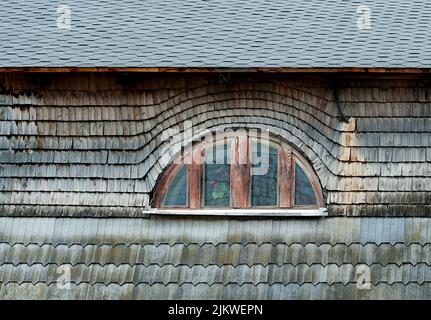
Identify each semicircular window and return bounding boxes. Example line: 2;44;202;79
152;131;323;210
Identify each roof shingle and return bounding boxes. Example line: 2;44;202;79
1;0;431;68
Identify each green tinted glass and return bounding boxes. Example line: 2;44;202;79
204;142;231;207
251;143;278;206
294;162;317;205
162;165;188;206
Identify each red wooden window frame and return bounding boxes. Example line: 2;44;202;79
152;133;324;209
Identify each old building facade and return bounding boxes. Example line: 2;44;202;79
1;73;431;299
1;0;431;299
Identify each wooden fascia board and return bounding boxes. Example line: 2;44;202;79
0;67;430;73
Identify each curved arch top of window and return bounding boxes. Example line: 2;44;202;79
151;131;326;216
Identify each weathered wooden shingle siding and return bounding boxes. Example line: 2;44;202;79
0;73;431;216
1;216;431;299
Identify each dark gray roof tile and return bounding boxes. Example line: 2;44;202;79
0;0;430;68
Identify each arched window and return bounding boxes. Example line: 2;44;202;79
152;130;324;215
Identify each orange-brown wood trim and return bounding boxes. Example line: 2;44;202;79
0;67;430;73
230;134;250;208
278;144;291;208
188;146;204;209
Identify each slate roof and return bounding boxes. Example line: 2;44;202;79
1;216;431;299
1;0;431;68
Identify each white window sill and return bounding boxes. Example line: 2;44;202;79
145;208;328;217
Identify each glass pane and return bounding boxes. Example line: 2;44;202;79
204;142;231;207
294;162;317;206
251;143;278;206
162;165;188;206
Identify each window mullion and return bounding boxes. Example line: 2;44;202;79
278;144;292;208
188;146;204;208
231;135;250;208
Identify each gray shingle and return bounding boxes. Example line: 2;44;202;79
0;0;430;68
1;216;431;299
